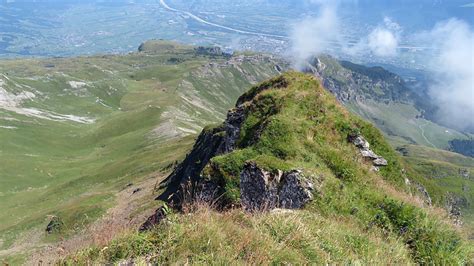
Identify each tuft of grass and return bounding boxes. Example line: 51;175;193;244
63;205;414;265
372;198;471;264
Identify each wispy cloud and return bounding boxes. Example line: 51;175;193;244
420;19;474;130
288;3;340;69
288;4;473;131
289;2;400;69
345;17;401;57
367;18;401;57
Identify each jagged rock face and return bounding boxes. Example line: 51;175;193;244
349;134;388;170
307;56;413;104
240;162;314;211
279;170;314;209
218;106;246;154
156;104;247;206
459;168;470;179
240;162;281;211
156;125;226;205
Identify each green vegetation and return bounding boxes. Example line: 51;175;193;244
2;42;472;264
0;41;282;261
395;143;474;233
317;55;472;150
314;56;474;235
65;72;473;264
66;208;415;264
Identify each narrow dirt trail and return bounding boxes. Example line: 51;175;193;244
418;121;437;149
26;175;162;264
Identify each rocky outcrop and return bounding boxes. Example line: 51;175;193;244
306;56;414;104
156;103;247;206
240;162;314;211
139;206;168;232
219;105;246;154
446;193;467;227
45;216;64;234
156;124;227;205
142;79;288;230
459;168;470;179
240;162;280;211
348;134;388;170
414;181;432;206
278;170;315;209
403;177;432;206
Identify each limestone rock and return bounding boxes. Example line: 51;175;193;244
240;162;281;211
373;157;388;166
240;162;314;211
446;193;466;227
459;168;470;179
351;135;371;150
348;134;388;169
413;181;432;206
360;149;379;160
279;170;314;209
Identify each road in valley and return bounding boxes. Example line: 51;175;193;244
159;0;288;39
158;0;432;50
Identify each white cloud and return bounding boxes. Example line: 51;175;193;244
367;27;399;57
346;17;401;57
383;17;402;32
423;19;474;130
287;2;473;131
288;6;340;69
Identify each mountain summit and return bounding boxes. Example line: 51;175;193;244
114;72;471;264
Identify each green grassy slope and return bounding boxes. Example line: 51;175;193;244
312;56;474;235
0;41;283;261
393;143;474;233
66;73;472;264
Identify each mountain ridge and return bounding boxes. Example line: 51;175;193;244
66;72;472;264
1;41;472;263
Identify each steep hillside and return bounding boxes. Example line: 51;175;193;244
307;56;474;233
0;40;285;263
66;73;472;264
308;55;471;150
394;143;474;232
1;42;472;264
